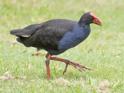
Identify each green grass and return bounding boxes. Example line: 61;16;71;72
0;0;124;92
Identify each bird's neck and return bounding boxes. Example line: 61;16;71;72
78;21;90;27
72;23;91;37
76;23;90;32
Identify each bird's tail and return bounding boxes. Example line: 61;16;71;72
10;29;30;38
10;29;22;36
10;29;31;47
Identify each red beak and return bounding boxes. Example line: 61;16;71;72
93;17;102;26
90;12;102;26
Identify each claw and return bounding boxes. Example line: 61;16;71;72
67;61;92;72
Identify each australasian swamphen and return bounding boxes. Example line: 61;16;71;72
10;12;102;79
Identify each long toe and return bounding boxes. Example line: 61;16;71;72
68;61;92;72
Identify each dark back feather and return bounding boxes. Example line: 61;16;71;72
10;19;77;54
26;19;76;50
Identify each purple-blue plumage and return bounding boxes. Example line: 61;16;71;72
59;24;90;51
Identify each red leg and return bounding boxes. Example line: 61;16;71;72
49;55;91;74
45;53;51;80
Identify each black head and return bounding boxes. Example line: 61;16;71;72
79;12;102;26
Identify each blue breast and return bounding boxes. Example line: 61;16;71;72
58;24;91;51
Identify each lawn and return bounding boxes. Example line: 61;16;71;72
0;0;124;93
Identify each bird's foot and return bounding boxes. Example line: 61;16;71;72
47;54;92;74
63;61;91;74
32;52;45;56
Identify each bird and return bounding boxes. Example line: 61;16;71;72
10;12;102;79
